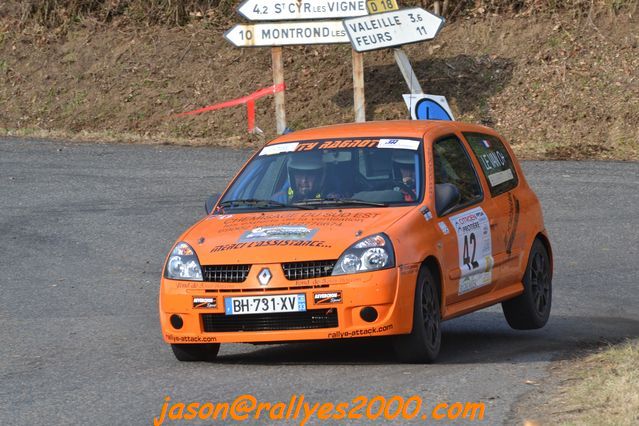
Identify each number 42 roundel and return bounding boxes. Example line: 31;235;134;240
449;207;495;295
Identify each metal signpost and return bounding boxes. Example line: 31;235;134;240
343;7;445;52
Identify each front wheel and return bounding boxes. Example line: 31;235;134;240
171;343;220;362
393;267;441;363
502;239;552;330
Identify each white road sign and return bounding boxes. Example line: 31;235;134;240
343;7;445;52
238;0;369;21
224;21;349;47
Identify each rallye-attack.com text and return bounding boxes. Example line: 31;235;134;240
154;394;486;425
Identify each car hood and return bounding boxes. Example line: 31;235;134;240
185;207;414;264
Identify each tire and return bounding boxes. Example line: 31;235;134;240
393;267;441;363
502;239;552;330
171;343;220;362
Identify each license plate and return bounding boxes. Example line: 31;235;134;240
224;294;306;315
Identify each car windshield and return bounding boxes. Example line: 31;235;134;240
218;138;424;211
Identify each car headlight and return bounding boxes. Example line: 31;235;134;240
332;233;395;276
164;242;203;281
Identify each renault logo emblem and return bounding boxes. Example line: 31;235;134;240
258;268;272;286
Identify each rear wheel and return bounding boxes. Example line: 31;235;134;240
502;239;552;330
393;267;441;363
171;343;220;362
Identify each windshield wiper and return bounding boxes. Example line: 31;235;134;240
218;199;315;210
293;197;388;207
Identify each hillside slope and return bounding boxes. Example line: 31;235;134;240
1;4;637;159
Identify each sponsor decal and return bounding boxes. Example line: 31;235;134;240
377;138;420;150
210;239;331;253
328;324;394;338
399;264;419;275
425;146;435;202
420;206;433;221
176;282;210;289
295;139;379;151
504;193;520;255
165;333;217;343
239;225;318;242
206;213;233;221
479;150;507;172
437;221;450;235
259;142;299;156
487;169;514;187
449;207;494;295
216;211;381;233
313;291;342;304
261;138;420;153
193;297;216;309
289;276;348;286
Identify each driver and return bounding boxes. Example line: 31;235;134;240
392;150;417;201
286;153;326;202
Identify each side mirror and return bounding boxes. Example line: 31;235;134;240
204;193;221;215
435;183;461;216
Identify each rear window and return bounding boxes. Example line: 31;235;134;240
464;133;518;196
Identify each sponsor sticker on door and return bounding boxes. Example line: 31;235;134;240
449;207;494;294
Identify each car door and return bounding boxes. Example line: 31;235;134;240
462;132;523;289
431;135;496;306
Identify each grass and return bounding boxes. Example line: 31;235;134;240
0;126;252;149
5;1;637;30
550;340;639;426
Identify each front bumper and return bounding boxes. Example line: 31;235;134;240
159;263;419;344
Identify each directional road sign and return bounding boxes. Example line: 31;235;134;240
343;7;445;52
238;0;369;21
224;21;349;47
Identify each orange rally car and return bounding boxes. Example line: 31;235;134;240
159;120;552;363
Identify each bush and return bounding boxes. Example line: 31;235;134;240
2;0;633;29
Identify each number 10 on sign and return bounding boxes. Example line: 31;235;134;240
366;0;399;14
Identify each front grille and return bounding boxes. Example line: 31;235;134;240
282;260;337;280
202;265;250;283
202;309;338;332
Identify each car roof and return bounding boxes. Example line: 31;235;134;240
266;120;498;145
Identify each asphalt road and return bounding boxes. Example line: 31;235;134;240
1;137;638;426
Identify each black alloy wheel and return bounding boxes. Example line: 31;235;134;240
502;239;552;330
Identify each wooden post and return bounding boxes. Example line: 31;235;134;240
271;47;286;134
352;49;365;123
442;0;449;16
434;1;441;15
393;48;424;94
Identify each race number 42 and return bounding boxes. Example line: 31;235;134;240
449;207;494;294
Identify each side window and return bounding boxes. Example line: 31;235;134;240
433;136;483;214
464;133;519;196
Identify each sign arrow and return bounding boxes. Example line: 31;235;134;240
237;0;369;21
343;7;445;52
224;21;350;47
